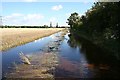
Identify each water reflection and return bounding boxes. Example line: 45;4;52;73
56;33;94;78
2;32;61;77
67;33;120;78
2;32;120;79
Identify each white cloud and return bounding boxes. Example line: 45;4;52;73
52;5;63;11
4;13;23;19
2;0;39;2
12;13;23;16
3;13;44;26
23;14;44;21
23;0;38;2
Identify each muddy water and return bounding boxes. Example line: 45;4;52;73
2;31;120;79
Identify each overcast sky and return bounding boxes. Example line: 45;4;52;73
2;2;94;26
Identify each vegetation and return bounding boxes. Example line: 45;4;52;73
56;23;59;28
50;22;52;28
1;25;47;28
0;25;67;28
1;28;64;51
0;23;68;28
67;2;120;60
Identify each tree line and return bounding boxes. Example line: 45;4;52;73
0;25;67;28
1;26;48;28
67;2;120;60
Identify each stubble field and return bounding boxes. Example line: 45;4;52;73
0;28;64;51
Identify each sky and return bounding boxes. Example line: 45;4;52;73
2;2;94;26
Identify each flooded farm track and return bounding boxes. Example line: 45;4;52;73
2;30;120;79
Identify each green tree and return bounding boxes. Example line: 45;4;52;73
67;12;81;29
50;22;52;28
67;2;120;59
56;23;59;28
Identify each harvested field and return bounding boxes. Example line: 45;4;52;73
0;28;65;51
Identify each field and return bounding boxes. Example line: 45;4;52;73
0;28;64;51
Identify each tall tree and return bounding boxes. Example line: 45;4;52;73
56;23;58;28
67;12;81;29
67;2;120;57
50;22;52;28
